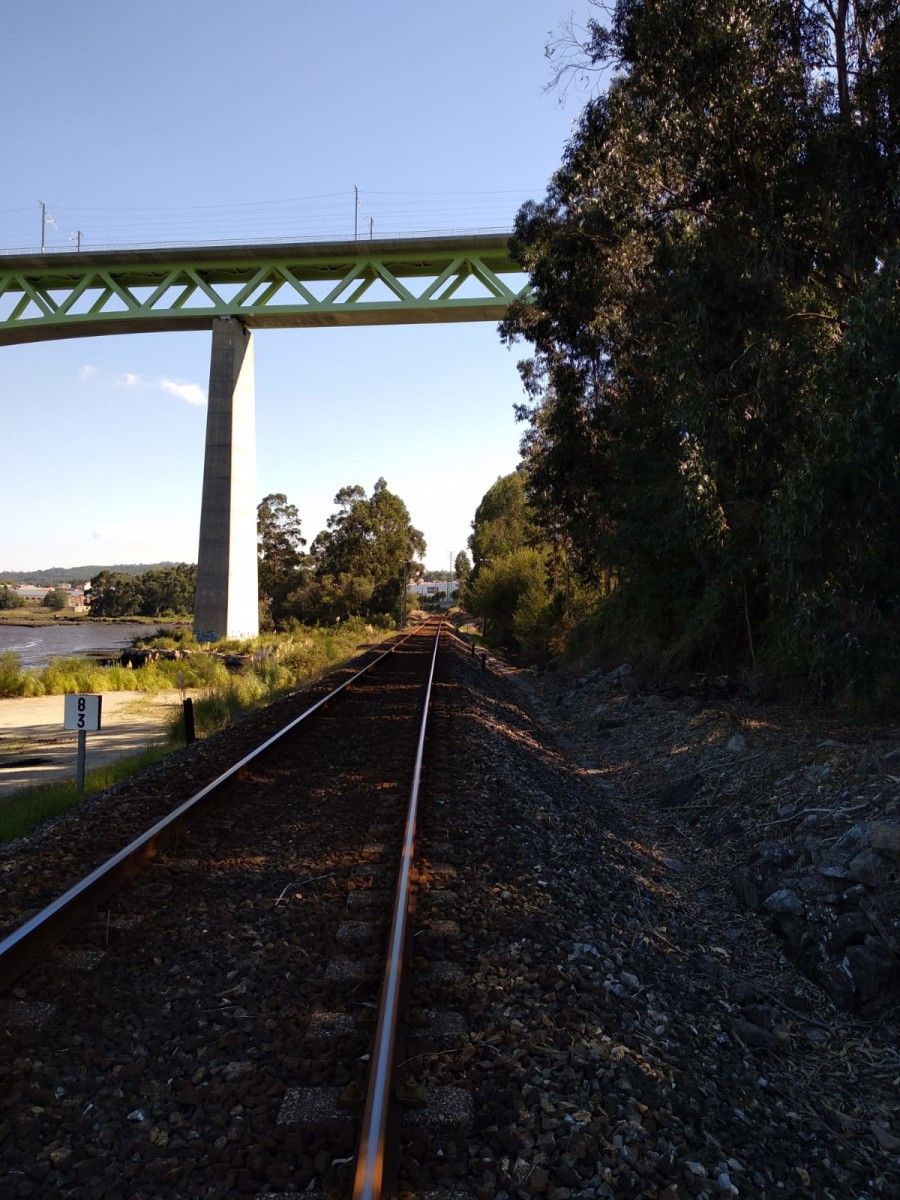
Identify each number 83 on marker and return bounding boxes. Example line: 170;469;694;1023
64;694;102;732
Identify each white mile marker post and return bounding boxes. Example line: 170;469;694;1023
64;694;102;795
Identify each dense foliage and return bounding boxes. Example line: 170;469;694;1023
502;0;899;698
464;472;595;658
256;480;425;627
454;550;472;588
257;493;307;626
468;547;550;649
0;585;25;609
467;472;534;572
41;588;68;611
89;564;197;618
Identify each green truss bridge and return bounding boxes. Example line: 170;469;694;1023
0;233;530;643
0;234;526;345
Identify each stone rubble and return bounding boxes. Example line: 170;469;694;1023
398;636;898;1198
518;656;899;1018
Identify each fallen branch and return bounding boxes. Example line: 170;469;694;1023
273;871;336;906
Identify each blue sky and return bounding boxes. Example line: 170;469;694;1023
0;1;584;572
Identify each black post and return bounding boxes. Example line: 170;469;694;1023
182;698;196;744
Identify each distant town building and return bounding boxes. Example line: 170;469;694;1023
12;583;90;612
408;581;457;607
13;585;51;601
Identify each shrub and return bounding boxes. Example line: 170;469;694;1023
42;588;68;610
0;585;24;610
468;548;550;649
0;651;27;697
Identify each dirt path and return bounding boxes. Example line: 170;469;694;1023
0;691;185;795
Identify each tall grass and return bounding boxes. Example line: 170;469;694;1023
0;651;28;696
0;618;394;702
1;619;392;844
176;617;389;736
0;647;233;698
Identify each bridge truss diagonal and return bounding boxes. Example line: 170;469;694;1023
0;234;529;344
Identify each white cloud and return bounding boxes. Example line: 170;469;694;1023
109;370;205;408
159;377;206;407
78;364;97;380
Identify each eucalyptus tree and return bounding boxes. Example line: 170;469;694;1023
311;478;426;618
467;472;534;572
257;493;307;626
454;550;472;590
503;0;899;692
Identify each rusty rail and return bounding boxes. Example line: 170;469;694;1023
0;622;431;993
352;620;443;1200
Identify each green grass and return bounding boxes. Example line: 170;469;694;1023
0;649;233;697
0;608;84;625
0;742;175;846
0;618;394;843
0;618;392;701
169;617;392;737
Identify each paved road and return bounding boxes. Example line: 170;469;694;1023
0;691;183;795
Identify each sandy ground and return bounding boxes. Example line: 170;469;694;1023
0;691;185;795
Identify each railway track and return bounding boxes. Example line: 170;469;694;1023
0;618;470;1200
3;622;891;1199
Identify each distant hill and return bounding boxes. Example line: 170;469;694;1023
0;563;189;585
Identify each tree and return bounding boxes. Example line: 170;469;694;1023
89;565;196;618
468;472;534;572
287;573;376;624
311;478;425;618
501;0;900;694
42;588;68;611
90;571;141;617
0;585;24;610
467;548;550;651
257;493;307;626
454;550;472;590
138;565;196;617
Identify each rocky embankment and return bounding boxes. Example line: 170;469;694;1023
118;646;260;672
514;660;899;1020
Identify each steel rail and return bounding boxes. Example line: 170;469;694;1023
0;622;430;993
353;620;443;1200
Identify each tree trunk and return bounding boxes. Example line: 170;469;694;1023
834;0;851;121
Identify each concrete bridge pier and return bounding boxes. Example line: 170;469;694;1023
193;317;259;641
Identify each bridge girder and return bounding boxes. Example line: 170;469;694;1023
0;234;527;345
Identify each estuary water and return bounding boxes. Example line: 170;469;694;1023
0;622;163;669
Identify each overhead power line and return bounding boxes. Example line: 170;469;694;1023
0;186;541;254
